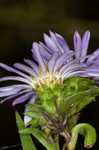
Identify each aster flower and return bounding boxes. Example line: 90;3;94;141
0;30;99;125
36;30;99;82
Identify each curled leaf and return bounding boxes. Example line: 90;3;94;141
67;123;96;150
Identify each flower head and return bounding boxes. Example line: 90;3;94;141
0;44;76;105
37;30;99;82
0;30;99;125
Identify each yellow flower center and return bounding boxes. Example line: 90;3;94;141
31;64;63;89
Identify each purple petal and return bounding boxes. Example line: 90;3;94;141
0;89;22;97
0;84;31;92
39;42;53;54
13;63;37;77
12;92;33;106
0;63;32;81
63;70;87;79
0;76;31;84
73;31;82;58
55;32;70;52
84;66;99;72
87;48;99;62
80;30;90;62
48;52;58;72
27;94;37;105
0;89;32;104
82;67;99;77
24;59;40;75
53;51;74;72
32;42;47;74
59;54;91;74
84;72;99;77
38;43;52;61
44;33;59;52
61;63;86;75
49;31;64;54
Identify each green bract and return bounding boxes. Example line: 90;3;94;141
34;76;97;115
26;76;99;130
22;76;99;150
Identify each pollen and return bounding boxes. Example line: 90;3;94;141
30;63;63;89
32;72;63;89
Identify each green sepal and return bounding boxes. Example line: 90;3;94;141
63;76;94;92
34;77;99;118
25;104;49;127
15;112;37;150
27;103;44;112
29;77;99;131
24;111;41;119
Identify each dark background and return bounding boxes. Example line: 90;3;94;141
0;0;99;150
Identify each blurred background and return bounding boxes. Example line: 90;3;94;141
0;0;99;149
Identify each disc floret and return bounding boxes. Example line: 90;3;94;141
32;71;62;89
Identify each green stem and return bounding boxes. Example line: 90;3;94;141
54;134;60;150
62;143;66;150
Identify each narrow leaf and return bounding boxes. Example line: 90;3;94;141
64;87;99;116
15;112;37;150
68;123;96;150
20;128;56;150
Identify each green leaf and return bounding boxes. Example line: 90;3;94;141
68;123;96;150
27;104;44;112
64;86;99;116
62;143;66;150
20;128;56;150
24;111;41;119
68;113;80;130
15;112;37;150
54;134;60;150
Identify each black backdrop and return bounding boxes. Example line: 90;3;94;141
0;0;99;150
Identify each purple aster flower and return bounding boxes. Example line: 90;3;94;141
0;30;99;125
36;30;99;82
